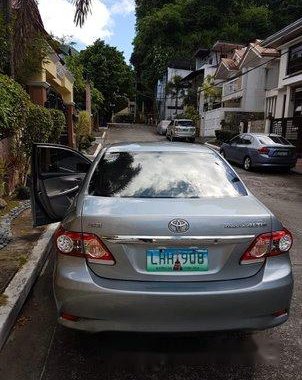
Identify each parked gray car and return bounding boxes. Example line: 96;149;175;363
220;133;297;171
31;142;293;333
166;119;196;142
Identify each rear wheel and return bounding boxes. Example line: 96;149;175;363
189;138;195;143
243;156;252;171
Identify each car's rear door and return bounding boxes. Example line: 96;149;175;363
31;144;91;226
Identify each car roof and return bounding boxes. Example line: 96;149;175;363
176;119;193;122
244;133;282;137
105;142;215;153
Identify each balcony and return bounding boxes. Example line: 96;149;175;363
222;77;243;99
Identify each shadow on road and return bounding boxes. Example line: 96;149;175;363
42;326;281;380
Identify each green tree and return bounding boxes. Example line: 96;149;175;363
131;0;302;109
49;109;66;143
78;39;134;121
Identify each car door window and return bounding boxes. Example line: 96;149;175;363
40;147;90;175
230;136;241;145
241;135;252;145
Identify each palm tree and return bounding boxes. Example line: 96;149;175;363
72;0;93;26
165;75;186;118
1;0;91;78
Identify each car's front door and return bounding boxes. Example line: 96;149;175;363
226;136;241;162
31;144;92;227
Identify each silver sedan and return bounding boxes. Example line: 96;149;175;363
31;142;293;332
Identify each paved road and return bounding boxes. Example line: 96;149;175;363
0;125;301;380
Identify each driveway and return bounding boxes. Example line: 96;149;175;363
0;125;301;380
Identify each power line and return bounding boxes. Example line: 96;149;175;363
197;47;302;95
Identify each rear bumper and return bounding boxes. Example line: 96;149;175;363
54;255;293;333
251;153;297;168
173;132;195;138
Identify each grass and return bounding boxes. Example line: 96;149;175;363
0;199;20;218
0;294;8;306
18;255;28;268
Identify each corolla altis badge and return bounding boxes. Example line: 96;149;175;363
224;221;267;229
169;219;190;233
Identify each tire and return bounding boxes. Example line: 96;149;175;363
190;138;195;143
243;156;252;171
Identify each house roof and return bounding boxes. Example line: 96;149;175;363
181;68;204;81
194;48;210;58
221;58;239;71
261;17;302;48
212;41;245;53
250;43;280;58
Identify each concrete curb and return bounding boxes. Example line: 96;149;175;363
205;142;220;151
0;222;59;351
85;131;107;161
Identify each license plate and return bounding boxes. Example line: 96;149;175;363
146;248;208;272
276;151;288;156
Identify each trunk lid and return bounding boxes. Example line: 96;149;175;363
82;195;272;282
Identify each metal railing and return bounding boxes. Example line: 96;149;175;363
223;77;242;97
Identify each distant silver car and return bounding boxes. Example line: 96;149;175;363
157;120;172;135
166;119;196;142
31;142;293;333
220;133;297;171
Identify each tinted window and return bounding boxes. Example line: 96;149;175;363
178;120;193;126
230;136;241;144
258;136;291;145
89;152;247;198
288;43;302;75
40;147;90;174
241;135;252;145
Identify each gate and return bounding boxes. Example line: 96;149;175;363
270;117;302;156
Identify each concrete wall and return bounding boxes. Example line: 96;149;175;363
242;67;266;112
265;61;279;91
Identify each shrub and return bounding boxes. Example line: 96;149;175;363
49;109;66;143
113;114;134;124
15;185;30;200
22;104;53;157
75;111;92;149
215;129;238;143
0;74;30;139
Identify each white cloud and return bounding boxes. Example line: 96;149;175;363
111;0;135;15
38;0;114;46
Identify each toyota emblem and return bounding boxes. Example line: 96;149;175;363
168;219;190;233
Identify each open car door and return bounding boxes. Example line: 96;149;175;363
31;144;92;227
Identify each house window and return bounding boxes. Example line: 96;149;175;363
287;43;302;75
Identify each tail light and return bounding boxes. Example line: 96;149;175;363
258;147;270;155
240;228;293;265
54;227;115;265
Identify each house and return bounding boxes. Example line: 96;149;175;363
214;41;279;135
156;60;193;120
195;41;245;137
28;51;75;146
261;18;302;156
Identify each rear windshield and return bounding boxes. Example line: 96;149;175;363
258;136;291;145
178;120;193;126
89;152;247;199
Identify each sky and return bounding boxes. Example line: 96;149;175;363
38;0;136;62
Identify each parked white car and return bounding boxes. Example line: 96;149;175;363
157;120;172;135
